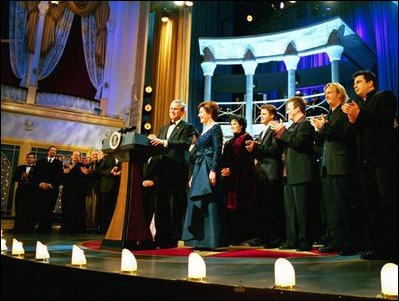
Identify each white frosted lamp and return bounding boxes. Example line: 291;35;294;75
11;238;25;256
274;258;296;288
188;252;206;281
121;248;137;273
35;241;50;261
1;238;7;253
71;245;86;266
380;263;398;298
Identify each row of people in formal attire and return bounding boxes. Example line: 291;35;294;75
12;70;397;262
12;147;121;234
143;70;397;262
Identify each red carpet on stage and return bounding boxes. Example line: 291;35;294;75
81;240;338;258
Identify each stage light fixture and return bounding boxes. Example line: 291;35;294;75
379;263;398;298
35;241;50;261
144;122;152;130
71;245;86;266
1;238;7;253
11;238;24;256
274;258;295;289
185;1;193;7
247;15;253;22
144;103;152;112
188;252;206;281
145;85;153;94
121;248;137;274
161;11;170;23
174;1;184;6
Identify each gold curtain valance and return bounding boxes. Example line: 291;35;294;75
23;1;108;66
66;1;101;17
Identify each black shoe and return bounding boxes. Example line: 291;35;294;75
279;241;297;249
157;241;178;249
319;244;339;253
360;250;391;260
264;239;282;249
297;242;312;251
339;247;358;256
244;238;264;247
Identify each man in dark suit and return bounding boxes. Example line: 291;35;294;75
271;96;316;251
97;153;121;234
31;146;63;233
342;70;397;261
245;104;285;248
149;99;196;248
12;152;36;233
311;83;357;255
142;154;159;234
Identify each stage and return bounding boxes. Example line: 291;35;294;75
1;230;394;300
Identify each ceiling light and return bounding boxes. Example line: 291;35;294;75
161;14;170;23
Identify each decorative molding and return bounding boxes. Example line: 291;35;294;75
1;100;124;128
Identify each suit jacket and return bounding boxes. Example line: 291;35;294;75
13;165;34;184
315;105;355;176
350;89;396;168
253;127;284;182
31;158;63;189
278;118;315;185
98;154;121;193
157;120;196;181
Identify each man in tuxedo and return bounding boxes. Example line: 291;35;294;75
342;70;397;261
149;99;196;248
245;104;285;248
31;146;63;233
12;152;36;233
271;97;316;251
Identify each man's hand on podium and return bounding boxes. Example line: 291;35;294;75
149;137;167;147
111;166;121;176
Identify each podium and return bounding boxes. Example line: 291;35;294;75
101;131;166;249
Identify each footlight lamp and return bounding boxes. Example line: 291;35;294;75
35;241;50;261
274;258;295;289
71;245;86;266
1;238;7;254
121;248;137;274
11;238;24;256
188;252;206;281
378;263;398;299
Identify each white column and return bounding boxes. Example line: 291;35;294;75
201;61;216;101
283;55;300;98
326;45;344;83
25;1;49;103
106;2;142;119
100;17;116;116
242;60;258;134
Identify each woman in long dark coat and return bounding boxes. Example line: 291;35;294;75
220;115;255;245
